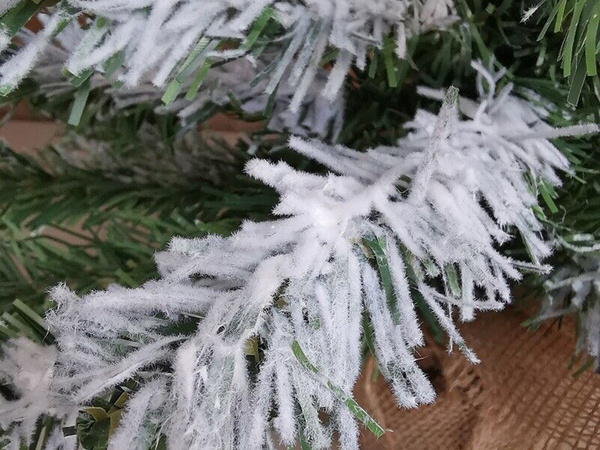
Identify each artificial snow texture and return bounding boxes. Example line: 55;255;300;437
542;245;600;366
0;338;77;450
27;67;597;449
16;19;344;138
0;1;455;110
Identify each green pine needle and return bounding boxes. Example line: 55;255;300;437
291;341;386;440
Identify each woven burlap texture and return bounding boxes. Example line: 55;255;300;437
356;308;600;450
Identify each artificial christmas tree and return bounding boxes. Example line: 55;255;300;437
0;1;599;449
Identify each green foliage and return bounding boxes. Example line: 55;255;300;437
75;391;129;450
0;0;52;40
0;115;276;336
76;414;111;450
539;0;600;105
363;237;400;326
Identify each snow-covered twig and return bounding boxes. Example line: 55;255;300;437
541;248;600;366
0;1;455;109
0;338;77;450
34;69;594;449
17;20;345;137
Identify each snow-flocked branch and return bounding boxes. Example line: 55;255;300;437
0;1;455;110
0;338;77;450
14;19;345;136
0;68;592;449
540;238;600;368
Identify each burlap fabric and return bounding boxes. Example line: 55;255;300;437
356;308;600;449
